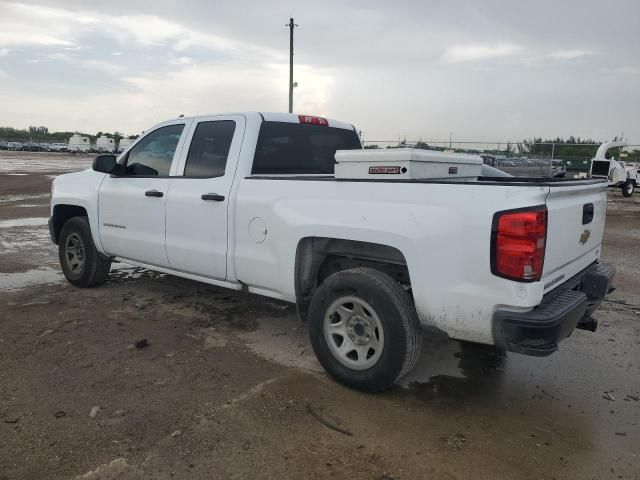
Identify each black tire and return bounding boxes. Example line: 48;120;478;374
58;217;111;287
621;180;635;197
308;267;422;392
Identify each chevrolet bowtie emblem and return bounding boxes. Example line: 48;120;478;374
579;229;591;245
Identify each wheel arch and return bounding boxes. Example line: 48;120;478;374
51;204;88;245
294;237;411;321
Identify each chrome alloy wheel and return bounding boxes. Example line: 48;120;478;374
324;296;385;370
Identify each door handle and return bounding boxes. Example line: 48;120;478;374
145;190;163;197
201;193;225;201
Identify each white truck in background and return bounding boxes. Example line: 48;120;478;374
49;112;615;392
590;141;639;197
50;143;69;152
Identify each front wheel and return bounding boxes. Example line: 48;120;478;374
622;180;635;197
58;217;111;287
308;267;422;392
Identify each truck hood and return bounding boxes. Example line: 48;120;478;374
52;169;102;190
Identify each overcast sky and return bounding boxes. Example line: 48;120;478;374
0;0;638;143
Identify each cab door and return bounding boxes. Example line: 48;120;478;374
165;115;245;279
98;121;189;267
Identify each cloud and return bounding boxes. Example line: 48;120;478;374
46;52;74;61
0;60;334;134
119;61;333;119
0;0;638;143
0;48;10;56
547;49;594;60
0;31;74;48
613;66;640;75
169;56;194;66
0;2;97;48
42;51;123;75
83;59;125;75
0;2;280;63
443;44;521;62
113;14;185;47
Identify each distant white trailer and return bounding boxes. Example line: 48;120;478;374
96;135;115;153
118;137;134;152
68;134;91;152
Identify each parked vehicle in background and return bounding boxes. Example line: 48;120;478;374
50;143;69;152
22;142;42;152
118;137;135;153
0;141;8;150
49;112;615;392
40;142;53;151
68;134;91;153
7;142;23;151
590;141;639;197
480;154;496;167
96;135;115;153
551;160;567;177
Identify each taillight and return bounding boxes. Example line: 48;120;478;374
298;115;328;126
491;206;547;282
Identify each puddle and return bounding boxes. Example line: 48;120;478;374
240;320;509;387
0;155;92;174
107;264;167;282
0;217;48;228
399;332;506;386
4;173;29;176
0;193;49;204
0;265;153;293
398;333;507;403
0;267;62;292
0;219;52;254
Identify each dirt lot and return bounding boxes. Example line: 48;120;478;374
0;151;638;480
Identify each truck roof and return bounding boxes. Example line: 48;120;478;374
165;112;356;131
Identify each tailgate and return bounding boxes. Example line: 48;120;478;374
542;181;608;291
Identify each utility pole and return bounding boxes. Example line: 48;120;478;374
286;17;298;113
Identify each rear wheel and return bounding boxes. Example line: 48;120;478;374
59;217;111;287
308;267;421;392
621;180;635;197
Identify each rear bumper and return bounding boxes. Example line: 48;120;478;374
493;262;615;357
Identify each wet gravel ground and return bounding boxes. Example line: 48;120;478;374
0;151;638;479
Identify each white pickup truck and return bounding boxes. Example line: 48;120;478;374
49;112;615;391
590;141;639;197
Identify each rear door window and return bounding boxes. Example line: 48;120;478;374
184;120;236;177
252;122;361;174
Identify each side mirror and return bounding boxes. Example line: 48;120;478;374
93;154;118;174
